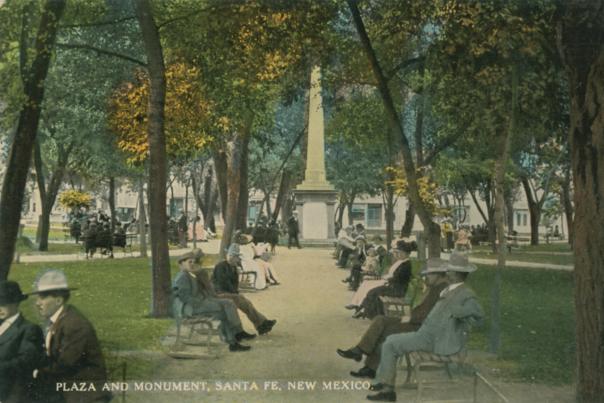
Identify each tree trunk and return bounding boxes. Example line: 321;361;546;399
384;187;395;249
348;0;440;257
346;194;356;226
560;170;574;247
489;63;517;354
219;136;243;258
504;188;515;234
236;131;251;230
0;0;65;279
272;170;290;222
135;0;171;317
137;180;148;258
558;3;604;400
213;149;228;222
33;140;71;251
108;176;116;232
401;200;415;237
521;176;541;245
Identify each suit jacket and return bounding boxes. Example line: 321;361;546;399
212;261;239;294
39;305;110;403
419;284;484;355
408;282;448;328
287;217;299;234
0;315;45;403
384;259;412;297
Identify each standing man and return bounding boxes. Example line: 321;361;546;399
177;210;188;248
0;281;45;403
366;252;483;402
31;269;111;403
287;211;301;249
212;249;277;335
173;252;255;351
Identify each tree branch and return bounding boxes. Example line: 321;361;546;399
60;15;136;29
385;56;424;82
423;132;463;166
56;42;147;66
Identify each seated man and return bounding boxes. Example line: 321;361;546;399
0;281;45;403
337;258;449;379
31;269;111;403
211;248;277;335
173;253;255;352
337;226;357;267
113;222;127;248
366;252;483;402
342;236;373;290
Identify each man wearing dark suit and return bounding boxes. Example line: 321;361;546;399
337;258;449;379
367;252;484;402
212;248;276;335
173;252;254;351
287;211;301;249
30;269;111;403
0;281;45;403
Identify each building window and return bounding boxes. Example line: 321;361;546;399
367;204;382;228
351;204;365;223
516;211;528;227
32;202;36;213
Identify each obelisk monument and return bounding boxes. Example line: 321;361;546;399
294;66;337;241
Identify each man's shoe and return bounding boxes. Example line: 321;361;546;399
350;366;376;378
336;348;362;362
352;310;366;319
235;331;256;342
366;391;396;401
258;319;276;335
369;383;384;391
229;343;251;352
342;278;351;283
345;304;358;310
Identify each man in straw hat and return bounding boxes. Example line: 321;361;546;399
30;269;111;403
174;252;255;352
366;251;484;402
0;280;45;403
212;247;277;335
337;258;449;380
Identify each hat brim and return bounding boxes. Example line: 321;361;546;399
28;287;77;295
0;294;28;304
444;263;477;273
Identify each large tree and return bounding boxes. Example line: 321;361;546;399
557;1;604;400
0;0;66;279
134;0;171;317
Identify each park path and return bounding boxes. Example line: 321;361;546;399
119;247;573;403
17;240;574;272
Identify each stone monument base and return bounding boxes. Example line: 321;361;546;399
294;189;338;243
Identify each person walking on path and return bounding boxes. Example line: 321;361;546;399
366;252;483;402
287;211;301;249
177;211;188;248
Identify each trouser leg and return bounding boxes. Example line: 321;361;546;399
364;318;411;371
201;298;243;344
375;332;433;386
218;293;267;329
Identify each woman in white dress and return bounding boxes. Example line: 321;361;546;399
235;234;279;289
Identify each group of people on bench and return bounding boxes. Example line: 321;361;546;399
172;244;278;352
335;234;484;402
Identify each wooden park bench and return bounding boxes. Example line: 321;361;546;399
166;297;221;359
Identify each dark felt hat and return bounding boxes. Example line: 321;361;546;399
0;281;28;305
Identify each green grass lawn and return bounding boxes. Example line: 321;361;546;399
465;265;575;384
471;243;575;266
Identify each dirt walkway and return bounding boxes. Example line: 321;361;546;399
121;247;574;403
